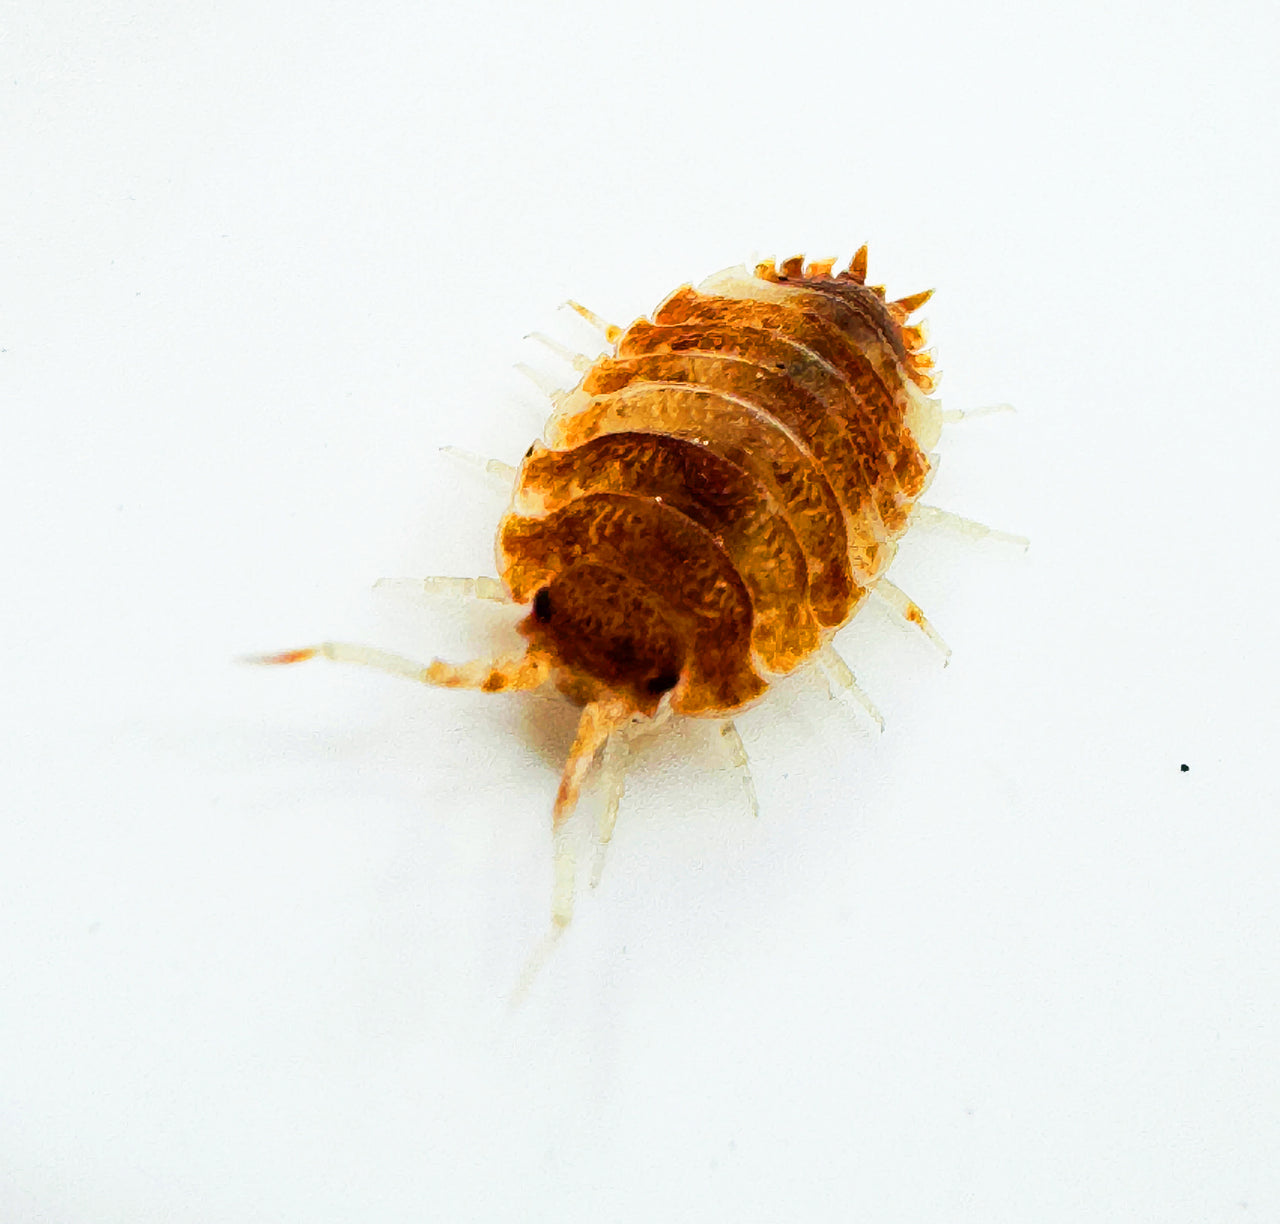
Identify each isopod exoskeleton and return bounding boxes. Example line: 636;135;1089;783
253;248;1023;944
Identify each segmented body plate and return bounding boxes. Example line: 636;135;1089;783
500;254;942;718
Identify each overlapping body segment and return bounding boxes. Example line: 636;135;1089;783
504;251;939;718
252;247;1010;952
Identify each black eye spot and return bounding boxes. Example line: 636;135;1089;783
532;587;552;623
645;671;679;695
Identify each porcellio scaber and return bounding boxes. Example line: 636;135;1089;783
254;248;1022;937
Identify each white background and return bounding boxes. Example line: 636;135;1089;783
3;2;1278;1220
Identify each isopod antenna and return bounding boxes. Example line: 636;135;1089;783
246;640;632;977
245;642;550;693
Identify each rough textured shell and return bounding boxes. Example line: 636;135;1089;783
502;252;942;718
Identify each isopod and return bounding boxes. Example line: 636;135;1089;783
252;249;1023;944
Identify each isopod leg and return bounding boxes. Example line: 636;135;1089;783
514;362;569;407
438;445;518;492
373;575;511;603
590;730;631;888
246;642;550;693
870;580;952;664
941;402;1015;424
912;504;1030;550
719;721;759;819
525;331;594;372
816;645;885;731
562;299;622;344
551;699;632;926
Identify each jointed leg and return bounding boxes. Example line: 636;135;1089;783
550;699;633;926
525;331;594;373
514;362;569;407
941;401;1015;424
816;644;885;731
590;730;631;888
438;445;518;492
562;299;622;344
514;702;636;1004
912;504;1030;550
870;579;952;663
719;721;759;819
373;575;510;603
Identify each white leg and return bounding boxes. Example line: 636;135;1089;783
719;721;759;819
549;699;632;919
525;331;594;372
871;579;952;664
590;731;631;888
816;644;885;731
507;701;631;1003
438;445;518;492
562;299;622;344
514;362;569;407
912;504;1030;550
941;402;1016;424
373;575;511;603
509;923;565;1009
551;822;578;931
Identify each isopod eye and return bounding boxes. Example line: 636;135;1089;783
532;586;553;623
645;671;680;696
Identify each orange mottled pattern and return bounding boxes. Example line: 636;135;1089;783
502;253;935;718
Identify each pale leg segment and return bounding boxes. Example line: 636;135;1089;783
373;575;511;603
512;701;631;1003
514;362;570;407
912;504;1030;550
719;721;760;819
590;730;631;888
589;699;677;886
438;445;518;494
870;579;952;664
941;402;1016;424
816;644;885;731
515;701;651;1004
562;300;623;344
550;699;633;922
525;332;594;373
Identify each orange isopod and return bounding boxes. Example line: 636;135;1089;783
253;249;1022;939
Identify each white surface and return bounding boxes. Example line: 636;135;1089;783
3;3;1278;1220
